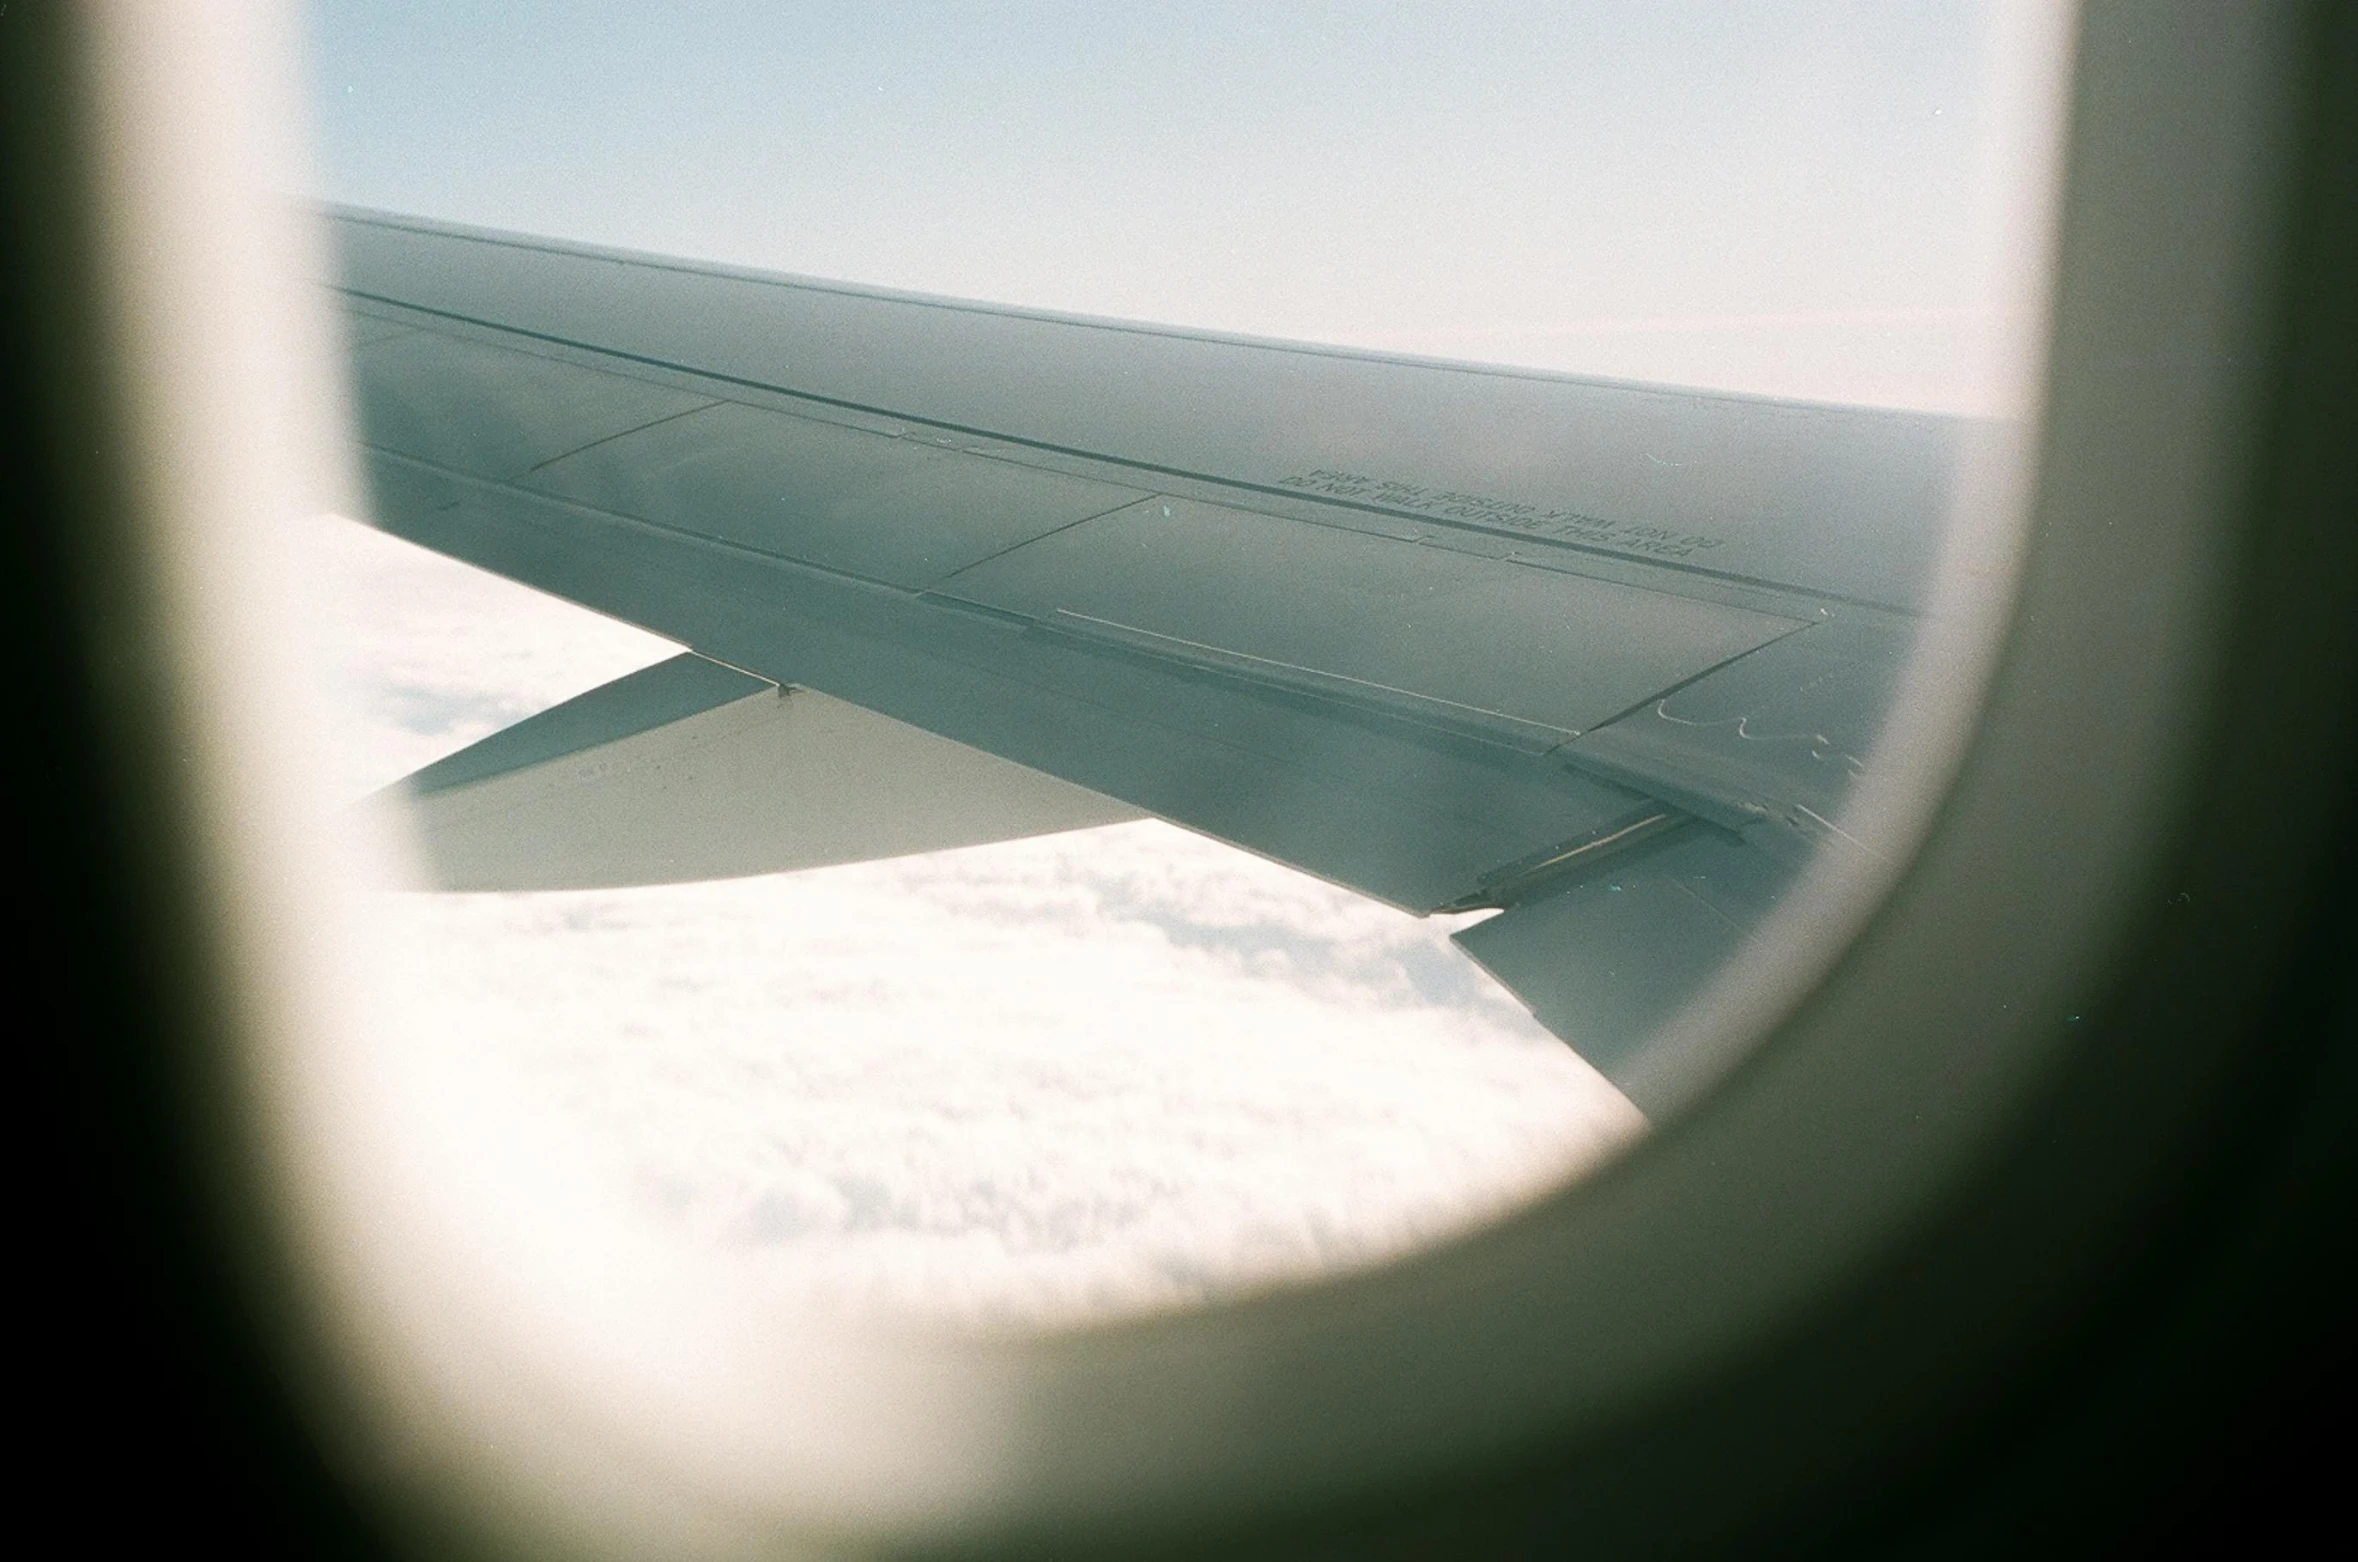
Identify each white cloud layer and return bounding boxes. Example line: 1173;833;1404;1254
300;515;1639;1328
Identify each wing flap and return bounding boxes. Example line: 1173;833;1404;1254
363;448;1660;911
933;496;1804;745
377;651;1144;891
1452;823;1795;1108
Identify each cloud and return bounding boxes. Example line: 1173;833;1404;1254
301;515;1640;1328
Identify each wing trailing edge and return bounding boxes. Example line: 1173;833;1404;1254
371;651;1143;891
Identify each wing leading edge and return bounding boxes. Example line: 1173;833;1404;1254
334;207;1955;1105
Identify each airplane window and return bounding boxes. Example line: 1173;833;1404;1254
297;0;2069;1318
262;0;2071;1542
48;1;2358;1553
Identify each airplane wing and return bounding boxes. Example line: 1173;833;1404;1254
333;207;1960;1097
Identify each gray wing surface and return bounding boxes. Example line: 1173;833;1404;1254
333;207;1955;1101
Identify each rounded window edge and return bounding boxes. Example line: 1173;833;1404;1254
19;1;2357;1556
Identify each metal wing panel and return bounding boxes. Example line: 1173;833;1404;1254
933;497;1804;744
333;206;1953;1084
1451;824;1795;1108
332;208;1964;611
352;326;716;484
518;397;1146;589
363;449;1661;913
1566;611;1917;843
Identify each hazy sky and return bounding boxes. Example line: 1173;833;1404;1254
306;0;2050;410
292;4;2067;1329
